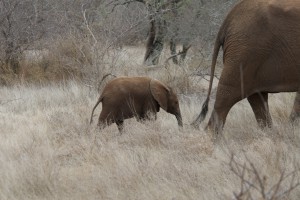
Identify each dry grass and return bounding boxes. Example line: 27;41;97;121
1;80;300;200
1;45;300;199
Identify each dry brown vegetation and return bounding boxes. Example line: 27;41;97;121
1;45;300;199
1;0;300;199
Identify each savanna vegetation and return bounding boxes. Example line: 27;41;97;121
1;0;300;199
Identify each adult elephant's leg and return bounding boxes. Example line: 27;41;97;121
290;91;300;122
247;92;272;128
206;84;243;134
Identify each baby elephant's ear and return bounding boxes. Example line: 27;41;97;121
150;79;170;111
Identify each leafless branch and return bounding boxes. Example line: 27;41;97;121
81;4;97;45
190;71;220;81
164;44;191;65
106;0;145;13
230;153;300;200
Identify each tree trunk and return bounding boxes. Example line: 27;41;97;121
144;20;156;65
169;38;178;65
144;19;165;66
144;0;189;66
179;44;191;65
4;42;20;74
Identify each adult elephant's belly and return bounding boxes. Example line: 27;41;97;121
248;58;300;93
252;79;300;94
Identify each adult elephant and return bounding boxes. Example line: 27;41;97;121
90;76;183;132
192;0;300;133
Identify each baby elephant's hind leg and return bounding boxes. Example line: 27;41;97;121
97;118;111;130
97;109;113;129
98;107;124;133
116;120;124;133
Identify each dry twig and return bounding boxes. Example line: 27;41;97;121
230;154;300;200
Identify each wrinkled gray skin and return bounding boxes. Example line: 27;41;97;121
90;77;183;132
192;0;300;134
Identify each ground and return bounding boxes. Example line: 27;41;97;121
1;46;300;199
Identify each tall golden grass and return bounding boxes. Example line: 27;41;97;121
1;45;300;199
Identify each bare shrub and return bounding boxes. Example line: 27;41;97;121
230;154;300;200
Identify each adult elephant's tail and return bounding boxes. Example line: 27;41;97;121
191;30;224;128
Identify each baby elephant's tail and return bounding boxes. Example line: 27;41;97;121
90;96;103;124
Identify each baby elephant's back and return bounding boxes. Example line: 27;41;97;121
101;77;152;118
102;77;151;98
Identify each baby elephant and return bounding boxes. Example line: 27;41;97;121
90;76;183;132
